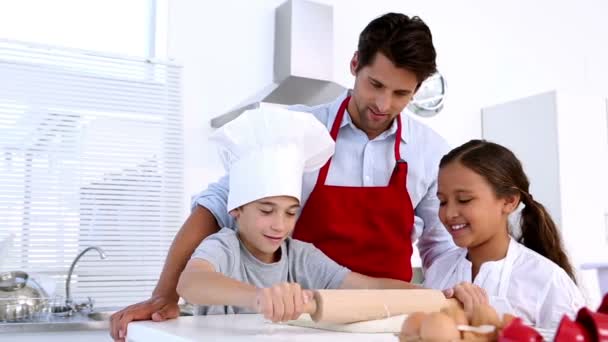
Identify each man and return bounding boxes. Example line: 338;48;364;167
110;12;456;341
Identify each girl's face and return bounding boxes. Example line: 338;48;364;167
437;161;518;249
231;196;300;262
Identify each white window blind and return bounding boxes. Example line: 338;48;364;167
0;40;183;308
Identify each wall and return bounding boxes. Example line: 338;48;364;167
168;0;284;210
168;0;608;205
167;1;608;273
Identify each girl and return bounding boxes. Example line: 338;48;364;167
176;107;425;323
423;139;584;329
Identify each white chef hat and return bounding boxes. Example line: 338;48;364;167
210;106;335;212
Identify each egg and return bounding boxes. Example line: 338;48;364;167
419;312;460;342
441;305;469;326
470;304;500;327
500;313;516;328
400;311;427;337
462;331;493;341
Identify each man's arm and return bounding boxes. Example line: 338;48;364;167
410;133;455;270
415;178;457;270
153;205;221;299
109;175;233;341
109;205;220;341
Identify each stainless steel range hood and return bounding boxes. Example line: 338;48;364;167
210;0;346;128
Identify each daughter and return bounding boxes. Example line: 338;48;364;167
423;139;584;329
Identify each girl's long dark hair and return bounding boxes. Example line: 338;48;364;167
440;139;576;282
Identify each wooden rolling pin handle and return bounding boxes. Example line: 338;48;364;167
303;296;318;316
443;298;463;310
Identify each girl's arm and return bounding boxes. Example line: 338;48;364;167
177;259;257;309
339;272;422;289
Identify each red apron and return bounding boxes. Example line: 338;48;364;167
293;96;415;281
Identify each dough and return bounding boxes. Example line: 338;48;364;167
284;314;407;333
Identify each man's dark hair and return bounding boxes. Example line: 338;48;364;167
357;13;437;85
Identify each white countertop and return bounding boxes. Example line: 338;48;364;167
127;314;398;342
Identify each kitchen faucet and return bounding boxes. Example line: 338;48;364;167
65;246;106;311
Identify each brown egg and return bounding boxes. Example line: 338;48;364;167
470;304;500;327
462;331;493;341
400;311;427;337
500;313;516;328
419;312;460;342
462;331;477;341
441;305;469;326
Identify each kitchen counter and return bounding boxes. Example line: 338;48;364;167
127;314;398;342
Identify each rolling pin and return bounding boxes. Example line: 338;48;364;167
302;289;460;324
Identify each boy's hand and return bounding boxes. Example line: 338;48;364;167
443;282;488;319
255;282;314;322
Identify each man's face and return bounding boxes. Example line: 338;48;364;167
349;52;419;140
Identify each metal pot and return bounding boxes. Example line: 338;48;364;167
0;271;50;321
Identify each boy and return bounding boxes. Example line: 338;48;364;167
177;107;419;322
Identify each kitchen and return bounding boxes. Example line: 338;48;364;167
1;0;607;341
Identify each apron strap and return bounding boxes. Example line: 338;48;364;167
394;115;403;161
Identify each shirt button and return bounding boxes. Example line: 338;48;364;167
365;175;371;182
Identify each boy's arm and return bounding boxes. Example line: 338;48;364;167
177;259;313;322
177;259;257;309
339;272;422;289
296;241;421;290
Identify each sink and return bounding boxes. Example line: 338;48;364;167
0;305;195;333
87;311;112;321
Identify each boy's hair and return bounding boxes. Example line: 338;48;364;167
356;13;437;86
439;139;576;282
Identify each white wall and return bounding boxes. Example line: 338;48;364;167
168;0;608;209
167;0;608;289
168;0;284;213
482;91;608;305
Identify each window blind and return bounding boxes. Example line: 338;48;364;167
0;40;183;308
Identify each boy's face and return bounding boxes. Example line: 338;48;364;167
232;196;300;262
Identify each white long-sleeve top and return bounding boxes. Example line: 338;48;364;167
423;237;585;330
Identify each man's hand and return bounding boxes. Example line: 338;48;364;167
443;282;488;320
110;296;180;341
255;282;313;322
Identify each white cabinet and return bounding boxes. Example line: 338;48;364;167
481;91;608;306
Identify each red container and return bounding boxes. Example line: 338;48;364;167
576;307;608;341
554;316;591;342
598;293;608;314
499;317;543;342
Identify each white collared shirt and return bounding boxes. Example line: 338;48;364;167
195;90;455;269
423;238;585;329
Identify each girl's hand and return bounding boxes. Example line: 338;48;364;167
255;282;314;322
443;281;488;319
